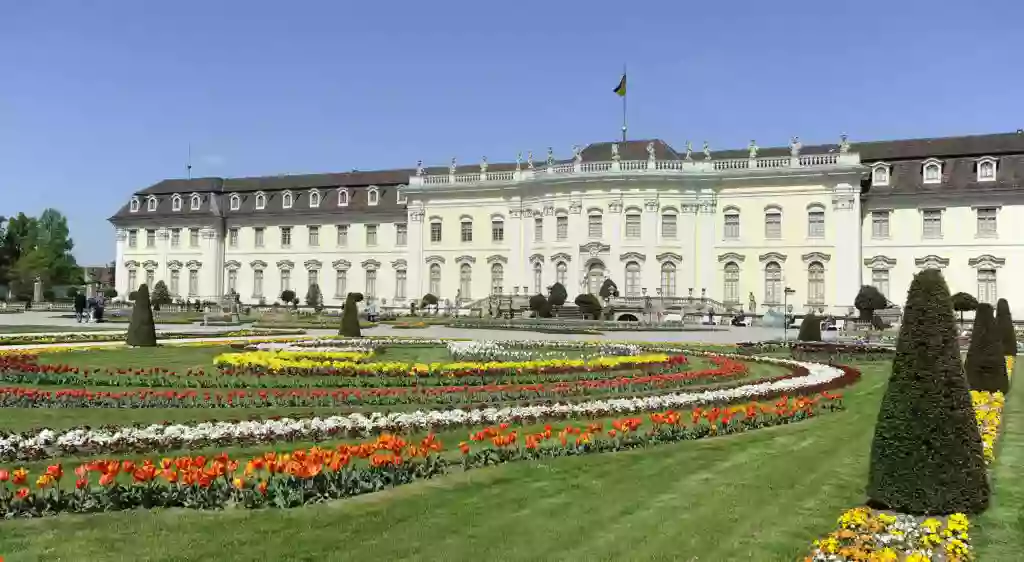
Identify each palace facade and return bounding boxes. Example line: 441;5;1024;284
109;130;1024;316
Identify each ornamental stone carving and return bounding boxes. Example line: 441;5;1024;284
167;260;184;270
250;260;267;270
509;208;523;219
656;252;683;263
332;259;351;271
454;255;476;265
717;252;746;263
608;200;623;213
486;255;509;264
409;209;425;222
569;200;582;214
186;260;203;270
124;260;139;270
529;254;545;264
391;259;408;269
224;260;241;270
304;259;322;270
579;242;611;257
801;252;831;263
967;254;1006;269
424;255;446;266
550;252;572;263
914;255;950;269
361;259;381;271
758;252;787;263
619;252;646;263
142;260;158;271
832;183;857;211
543;202;555;216
863;256;896;270
276;260;294;271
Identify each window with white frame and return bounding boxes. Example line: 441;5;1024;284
336;224;348;247
396;187;407;204
807;206;825;238
307;269;318;290
229;228;239;247
923;160;942;184
724;211;740;240
660;262;676;297
871;211;890;238
764;261;782;304
490;263;504;295
625;212;641;239
253;269;264;297
368;188;379;206
147;197;157;212
460;220;473;243
661;212;677;239
170;228;180;247
807;262;825;305
334;270;347;297
308;225;320;247
188;270;199;296
171;195;182;211
922;209;943;238
146;229;155;248
491;219;504;242
872;165;890;186
282;191;293;209
978;159;997;182
396;223;407;246
556;262;567;286
255;193;266;210
145;270;154;288
764;209;782;239
871;269;889;298
309;190;321;207
365;269;376;297
460;264;472;299
128;229;138;248
533;262;542;295
254;227;264;247
130;197;140;212
587;213;603;239
977;208;997;237
724;262;740;304
978;269;997;304
430;221;442;243
170;270;180;296
280;226;292;248
227;269;237;293
395;269;407;299
366;224;378;246
429;264;441;296
230;194;240;211
280;269;291;292
338;189;349;206
556;215;568;240
190;194;201;210
624;261;641;297
534;217;543;242
127;270;137;291
189;228;199;247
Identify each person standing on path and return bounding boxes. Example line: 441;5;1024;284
73;292;87;323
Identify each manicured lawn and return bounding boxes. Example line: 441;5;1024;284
973;378;1024;559
0;325;124;334
0;360;891;561
37;345;235;372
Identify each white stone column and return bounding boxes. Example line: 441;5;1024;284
567;195;586;295
157;228;170;288
695;194;717;299
679;199;699;293
114;228;127;299
200;225;224;302
606;197;623;285
407;207;424;302
507;203;525;293
642;199;659;289
832;182;862;310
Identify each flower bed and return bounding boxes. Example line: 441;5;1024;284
0;329;307;347
0;395;846;517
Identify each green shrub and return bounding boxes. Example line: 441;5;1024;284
126;284;157;347
529;294;552;318
867;268;989;514
280;290;296;304
151;281;172;310
548;282;568;307
995;298;1016;357
598;279;619;299
339;292;364;337
574;294;601;319
951;292;978;327
855;285;888;321
965;303;1009;393
797;315;822;342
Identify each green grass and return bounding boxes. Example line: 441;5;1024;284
0;325;125;334
973;379;1024;559
0;361;892;561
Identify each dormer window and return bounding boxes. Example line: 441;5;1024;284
871;163;890;186
977;157;998;182
190;193;202;210
146;196;158;212
230;193;241;211
129;197;140;212
396;185;407;204
309;189;321;208
282;191;293;209
255;192;266;210
368;186;379;206
171;194;182;211
338;188;349;207
922;158;942;184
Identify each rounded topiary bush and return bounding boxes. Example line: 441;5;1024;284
529;294;552;318
995;298;1017;357
867;268;989;515
548;282;568;307
965;302;1009;393
797;314;822;342
339;292;364;337
574;294;601;320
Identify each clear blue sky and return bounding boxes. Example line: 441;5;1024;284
3;0;1022;264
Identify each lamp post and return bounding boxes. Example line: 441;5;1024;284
782;287;796;345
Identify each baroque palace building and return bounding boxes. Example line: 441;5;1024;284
109;130;1024;316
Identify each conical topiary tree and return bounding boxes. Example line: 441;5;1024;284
995;298;1017;357
867;268;989;514
797;314;822;342
339;292;364;337
965;303;1009;393
126;284;157;347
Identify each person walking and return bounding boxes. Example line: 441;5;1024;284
73;292;87;323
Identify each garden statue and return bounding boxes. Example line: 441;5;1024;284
748;292;756;313
703;141;712;160
684;141;693;161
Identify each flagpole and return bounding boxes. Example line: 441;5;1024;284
621;64;627;142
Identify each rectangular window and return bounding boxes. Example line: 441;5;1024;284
145;269;154;288
661;214;677;239
146;229;156;248
871;269;889;299
227;269;237;293
253;270;264;297
228;228;239;247
396;223;407;246
170;228;180;247
188;270;198;296
724;214;739;240
461;222;473;243
556;216;568;240
588;215;602;239
807;211;825;238
189;228;199;248
625;214;641;239
534;218;543;242
396;269;407;299
337;225;348;247
978;269;997;304
366;224;378;246
254;227;265;248
170;270;180;296
430;222;442;243
492;220;504;242
308;225;320;247
977;208;997;237
280;270;291;292
280;226;292;248
922;210;942;239
366;270;376;298
127;270;137;291
871;211;890;238
335;270;347;297
128;230;138;248
764;212;781;239
307;269;318;289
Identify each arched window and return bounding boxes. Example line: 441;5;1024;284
309;190;321;208
230;194;241;211
923;160;942;184
587;210;603;239
661;210;678;239
660;262;676;297
764;261;782;305
146;197;157;212
282;191;293;209
724;262;740;305
872;166;889;185
491;263;504;295
338;189;349;207
624;261;641;297
556;262;568;286
429;264;441;297
129;197;140;212
459;264;472;300
807;262;825;305
190;194;201;210
764;206;782;239
368;187;379;206
587;262;605;295
723;208;740;239
254;193;266;210
533;262;543;295
978;159;997;182
807;204;825;238
171;194;182;211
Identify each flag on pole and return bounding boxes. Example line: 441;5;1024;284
613;73;626;97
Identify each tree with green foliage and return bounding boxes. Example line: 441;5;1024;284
421;293;438;314
126;284;157;347
548;282;568;307
598;279;619;300
854;285;888;321
965;303;1009;393
574;293;601;320
103;288;118;299
305;284;323;310
797;314;822;342
280;289;296;305
867;268;989;514
529;294;552;318
951;292;979;328
995;298;1017;357
0;210;82;299
151;281;172;310
339;292;364;337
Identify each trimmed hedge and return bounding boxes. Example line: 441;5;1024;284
965;303;1009;393
339;293;364;337
797;314;821;342
867;268;989;514
995;298;1017;357
126;284;157;347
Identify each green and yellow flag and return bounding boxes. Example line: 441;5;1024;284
613;73;626;97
